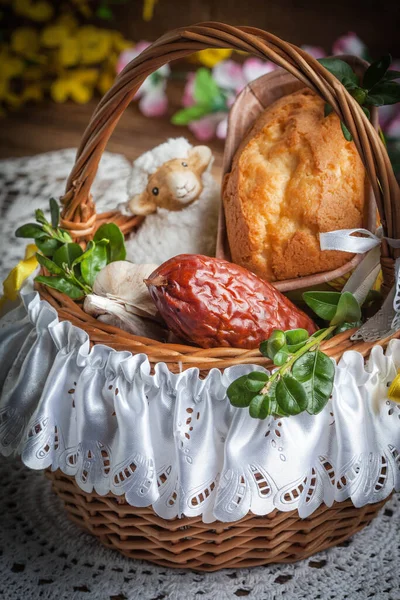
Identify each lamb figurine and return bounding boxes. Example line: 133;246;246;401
119;138;220;264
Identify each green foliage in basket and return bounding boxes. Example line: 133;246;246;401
319;55;400;140
15;199;126;299
227;290;362;419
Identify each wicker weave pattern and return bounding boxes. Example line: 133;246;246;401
46;470;387;572
37;23;400;569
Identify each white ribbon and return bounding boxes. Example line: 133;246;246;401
319;227;400;339
320;227;400;254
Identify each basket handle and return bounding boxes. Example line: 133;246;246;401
60;23;400;282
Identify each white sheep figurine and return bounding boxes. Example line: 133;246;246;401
119;138;220;264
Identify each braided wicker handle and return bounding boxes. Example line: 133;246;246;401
60;22;400;283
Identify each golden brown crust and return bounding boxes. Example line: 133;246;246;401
223;88;366;281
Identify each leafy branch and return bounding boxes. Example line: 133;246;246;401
319;55;400;140
227;290;362;419
15;198;126;299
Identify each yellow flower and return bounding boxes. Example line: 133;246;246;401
0;244;38;312
194;49;233;68
97;65;116;95
14;0;54;21
11;27;41;60
59;36;80;67
0;50;24;79
71;0;92;18
51;69;97;104
143;0;157;21
41;24;71;48
77;26;111;65
388;371;400;403
111;32;132;53
22;82;43;101
56;14;79;33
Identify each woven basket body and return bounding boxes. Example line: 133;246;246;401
35;23;400;570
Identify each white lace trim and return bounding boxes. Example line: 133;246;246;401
1;285;399;523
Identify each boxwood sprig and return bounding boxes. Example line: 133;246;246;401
15;198;126;299
319;54;400;141
227;290;362;420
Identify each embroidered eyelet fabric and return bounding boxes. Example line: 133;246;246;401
1;150;400;524
1;282;400;523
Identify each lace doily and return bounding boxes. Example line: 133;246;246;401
1;456;399;600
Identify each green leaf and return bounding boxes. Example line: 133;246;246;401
36;253;64;275
71;241;95;266
249;394;266;419
311;327;330;339
366;82;400;106
383;70;400;81
276;375;308;416
171;104;211;126
193;68;221;105
330;291;361;326
49;197;60;228
292;350;334;415
53;243;83;268
35;237;62;257
303;291;341;321
324;103;333;117
318;58;359;86
363;54;392;90
259;379;280;419
94;223;126;262
34;275;84;299
260;330;286;360
362;106;371;120
15;223;45;239
341;121;353;141
227;374;259;408
35;209;48;225
285;329;309;352
80;241;108;286
96;4;113;19
350;87;367;105
245;371;269;392
273;348;291;366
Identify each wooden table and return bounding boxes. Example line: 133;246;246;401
0;96;225;182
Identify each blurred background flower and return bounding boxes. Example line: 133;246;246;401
117;41;170;116
0;3;399;175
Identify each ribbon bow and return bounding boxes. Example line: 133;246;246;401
319;228;400;339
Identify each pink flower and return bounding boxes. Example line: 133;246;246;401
302;45;326;60
117;41;170;117
139;83;168;117
386;113;400;138
332;33;367;58
182;72;195;107
188;113;226;141
213;59;244;93
242;57;276;86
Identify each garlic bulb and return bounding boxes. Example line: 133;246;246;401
93;261;159;318
83;261;166;341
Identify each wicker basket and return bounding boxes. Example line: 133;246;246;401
38;23;400;571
